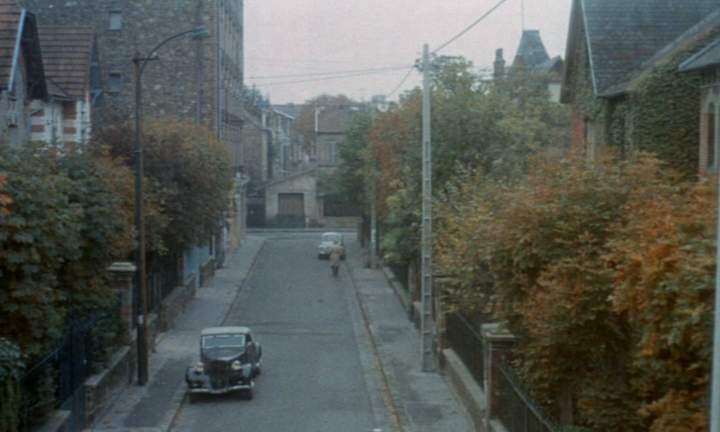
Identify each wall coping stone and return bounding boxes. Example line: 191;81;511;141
442;348;487;432
107;262;137;273
481;323;517;343
84;346;130;387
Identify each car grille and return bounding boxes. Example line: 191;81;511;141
208;360;231;390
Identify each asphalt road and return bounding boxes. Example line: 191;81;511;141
171;232;388;432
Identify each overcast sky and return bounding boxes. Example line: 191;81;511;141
245;0;572;104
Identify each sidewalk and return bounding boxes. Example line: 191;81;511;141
89;236;266;432
346;242;472;432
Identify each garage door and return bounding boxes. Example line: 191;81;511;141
277;193;305;228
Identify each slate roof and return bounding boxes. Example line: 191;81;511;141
512;30;551;70
38;25;95;100
569;0;719;96
0;0;45;97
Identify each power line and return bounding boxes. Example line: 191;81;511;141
432;0;510;54
248;65;412;81
249;68;410;87
386;66;416;99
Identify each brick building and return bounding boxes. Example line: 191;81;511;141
21;0;245;170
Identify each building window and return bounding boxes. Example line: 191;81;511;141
107;73;123;94
109;11;122;30
707;103;716;170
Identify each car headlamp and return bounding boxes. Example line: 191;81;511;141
231;360;243;371
194;362;204;373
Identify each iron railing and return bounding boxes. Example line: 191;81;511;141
445;312;486;388
19;315;111;431
495;362;559;432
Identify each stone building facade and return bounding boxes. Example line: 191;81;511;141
22;0;246;253
21;0;245;171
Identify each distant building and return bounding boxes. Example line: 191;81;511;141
21;0;245;170
31;25;100;147
494;30;564;102
314;105;357;168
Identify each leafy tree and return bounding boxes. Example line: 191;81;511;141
435;151;715;431
93;118;233;253
368;55;569;264
0;146;134;355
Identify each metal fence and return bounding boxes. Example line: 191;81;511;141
147;254;181;313
19;316;109;432
495;362;559;432
445;312;486;388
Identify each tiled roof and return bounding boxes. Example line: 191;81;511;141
512;30;550;70
38;25;94;99
0;0;22;90
579;0;718;95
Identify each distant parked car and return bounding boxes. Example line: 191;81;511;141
185;327;262;402
317;232;346;260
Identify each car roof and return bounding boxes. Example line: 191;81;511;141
201;326;251;336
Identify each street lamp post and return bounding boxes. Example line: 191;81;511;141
133;27;209;385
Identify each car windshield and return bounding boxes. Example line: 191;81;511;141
202;334;246;350
322;233;342;243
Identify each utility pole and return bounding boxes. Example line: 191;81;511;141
420;44;435;372
369;171;378;269
712;152;720;431
133;54;149;386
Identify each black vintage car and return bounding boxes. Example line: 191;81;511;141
185;326;262;401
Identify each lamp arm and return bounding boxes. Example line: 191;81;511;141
138;28;201;74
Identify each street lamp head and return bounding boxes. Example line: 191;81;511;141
191;26;210;40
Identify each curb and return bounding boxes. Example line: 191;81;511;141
345;254;405;432
160;239;267;432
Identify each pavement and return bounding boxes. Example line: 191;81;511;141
345;241;471;432
89;235;266;432
89;231;470;432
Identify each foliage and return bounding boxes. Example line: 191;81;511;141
436;151;715;431
367;55;569;264
0;145;133;356
94;118;233;252
0;338;22;432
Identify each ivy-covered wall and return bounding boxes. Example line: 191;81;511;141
624;62;702;175
568;25;720;176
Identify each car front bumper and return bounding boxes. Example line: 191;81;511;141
187;381;254;395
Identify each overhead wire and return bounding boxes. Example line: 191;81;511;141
246;0;510;97
382;0;509;99
249;67;413;87
432;0;510;54
248;65;413;81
